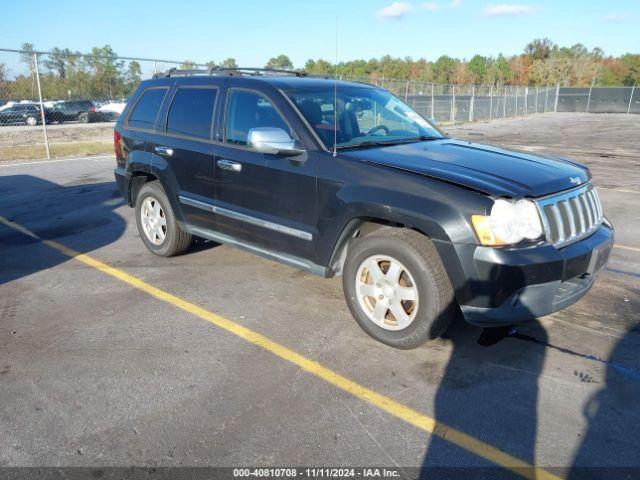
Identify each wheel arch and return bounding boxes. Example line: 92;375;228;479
326;214;469;306
129;170;159;207
327;215;443;276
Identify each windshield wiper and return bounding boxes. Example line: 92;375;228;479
336;135;441;150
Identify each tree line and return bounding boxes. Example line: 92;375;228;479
302;39;639;87
1;39;638;102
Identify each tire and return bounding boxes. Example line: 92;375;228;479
78;113;89;123
135;181;191;257
342;227;456;349
25;116;37;126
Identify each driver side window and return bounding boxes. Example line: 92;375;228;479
224;90;293;146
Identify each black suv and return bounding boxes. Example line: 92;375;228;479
0;104;46;126
114;68;613;349
49;100;108;123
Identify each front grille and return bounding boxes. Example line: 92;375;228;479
536;184;603;248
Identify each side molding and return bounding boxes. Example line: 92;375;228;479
178;195;313;241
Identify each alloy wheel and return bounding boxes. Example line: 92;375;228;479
355;254;419;331
140;196;167;245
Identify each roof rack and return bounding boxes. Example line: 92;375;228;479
153;66;309;79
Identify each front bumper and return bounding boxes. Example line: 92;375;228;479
456;222;613;326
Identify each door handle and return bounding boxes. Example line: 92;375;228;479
217;159;242;172
154;146;174;156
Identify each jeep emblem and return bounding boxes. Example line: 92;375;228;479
570;177;581;185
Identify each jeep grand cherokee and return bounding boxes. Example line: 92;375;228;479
114;68;613;349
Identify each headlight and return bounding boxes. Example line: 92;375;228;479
471;199;543;246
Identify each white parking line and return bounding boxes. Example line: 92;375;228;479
0;155;113;168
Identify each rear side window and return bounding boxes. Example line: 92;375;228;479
128;88;167;129
224;90;292;146
166;87;217;139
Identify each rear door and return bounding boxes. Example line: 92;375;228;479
150;84;219;231
213;86;317;260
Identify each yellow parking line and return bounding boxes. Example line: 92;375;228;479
616;244;640;253
0;215;561;480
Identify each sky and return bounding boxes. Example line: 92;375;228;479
1;0;638;69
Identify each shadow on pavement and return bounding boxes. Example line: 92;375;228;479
567;282;640;479
420;266;548;479
0;174;127;285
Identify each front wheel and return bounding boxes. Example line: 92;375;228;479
135;181;191;257
342;228;456;349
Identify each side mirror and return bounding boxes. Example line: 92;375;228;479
247;127;305;156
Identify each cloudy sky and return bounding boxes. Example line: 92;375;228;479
1;0;638;67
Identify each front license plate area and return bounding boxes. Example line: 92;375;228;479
587;242;611;275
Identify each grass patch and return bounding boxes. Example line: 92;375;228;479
0;141;113;162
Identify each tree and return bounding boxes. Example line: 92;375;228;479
620;54;640;85
19;42;36;73
485;54;513;85
305;59;333;74
509;55;532;85
0;63;6;94
43;47;75;78
525;38;555;60
180;60;197;69
19;42;37;97
85;45;125;98
468;55;488;84
126;61;142;91
265;54;293;70
431;55;457;84
221;58;238;69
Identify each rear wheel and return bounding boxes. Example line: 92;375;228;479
135;181;191;257
78;113;89;123
25;116;37;126
342;227;456;349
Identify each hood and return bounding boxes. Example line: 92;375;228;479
341;138;590;198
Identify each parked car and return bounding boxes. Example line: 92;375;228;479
0;104;48;126
113;69;613;349
49;99;114;123
98;100;126;117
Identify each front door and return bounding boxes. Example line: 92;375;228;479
214;88;317;260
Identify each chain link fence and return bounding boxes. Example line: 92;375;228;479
0;48;206;161
1;48;638;162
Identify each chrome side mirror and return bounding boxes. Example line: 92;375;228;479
247;127;305;156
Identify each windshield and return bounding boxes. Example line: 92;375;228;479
286;86;444;150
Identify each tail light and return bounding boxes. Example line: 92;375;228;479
114;130;123;161
89;106;96;112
